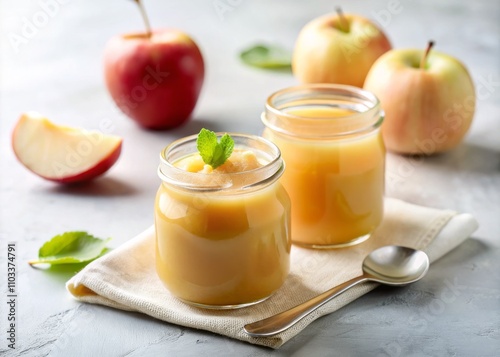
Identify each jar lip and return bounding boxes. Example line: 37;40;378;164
159;132;284;192
264;84;383;139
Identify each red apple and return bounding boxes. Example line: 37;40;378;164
364;41;476;154
104;0;204;130
293;9;391;87
12;112;122;184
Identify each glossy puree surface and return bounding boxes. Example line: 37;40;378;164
155;150;291;306
264;107;385;247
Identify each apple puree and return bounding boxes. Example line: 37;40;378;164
264;106;385;247
155;149;291;307
175;149;262;174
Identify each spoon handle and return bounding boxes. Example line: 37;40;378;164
244;274;368;337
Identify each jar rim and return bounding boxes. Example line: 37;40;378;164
263;84;384;139
158;133;284;192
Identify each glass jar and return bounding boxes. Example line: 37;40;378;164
262;84;385;249
155;133;291;309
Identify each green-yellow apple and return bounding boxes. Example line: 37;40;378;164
292;9;391;87
364;41;475;154
104;0;204;130
12;112;122;184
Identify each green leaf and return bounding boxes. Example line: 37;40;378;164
240;44;292;70
197;128;218;165
219;133;235;163
196;129;234;169
29;232;111;266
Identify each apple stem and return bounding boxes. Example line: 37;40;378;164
336;7;350;33
134;0;152;39
420;40;435;70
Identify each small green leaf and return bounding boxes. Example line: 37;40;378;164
29;232;111;266
240;44;292;70
219;133;235;163
197;128;218;165
196;129;234;169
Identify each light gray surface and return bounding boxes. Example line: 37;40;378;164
1;0;499;356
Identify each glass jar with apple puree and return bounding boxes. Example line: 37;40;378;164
262;84;385;249
155;133;291;309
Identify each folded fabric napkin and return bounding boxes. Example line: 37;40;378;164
66;198;478;349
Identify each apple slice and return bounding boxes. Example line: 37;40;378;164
12;112;122;184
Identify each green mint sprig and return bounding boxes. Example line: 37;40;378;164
29;231;111;266
196;128;234;169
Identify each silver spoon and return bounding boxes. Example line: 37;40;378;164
244;245;429;337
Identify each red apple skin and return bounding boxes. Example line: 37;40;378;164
364;49;476;154
47;142;122;184
104;29;204;130
293;13;391;87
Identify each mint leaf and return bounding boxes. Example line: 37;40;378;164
196;129;234;169
197;128;218;165
240;44;291;70
219;133;234;162
29;232;111;266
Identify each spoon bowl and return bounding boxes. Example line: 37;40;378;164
362;245;429;284
244;245;430;337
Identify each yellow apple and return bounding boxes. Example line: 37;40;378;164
292;10;391;87
364;42;476;154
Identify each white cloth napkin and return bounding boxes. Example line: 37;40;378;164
66;198;478;348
